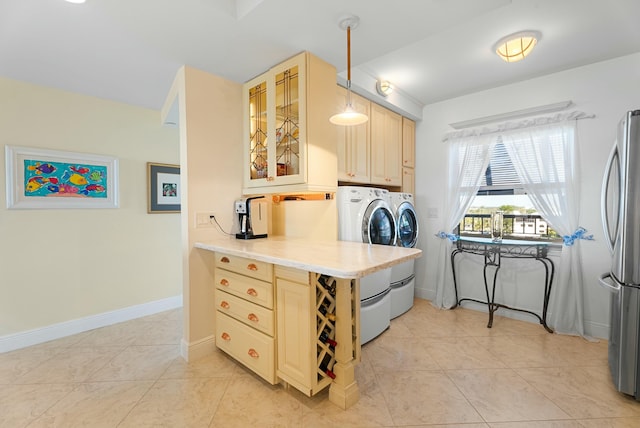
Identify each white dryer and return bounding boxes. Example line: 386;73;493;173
337;186;397;344
388;192;419;319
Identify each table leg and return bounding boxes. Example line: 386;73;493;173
450;249;462;309
329;277;359;409
537;257;555;333
483;263;501;328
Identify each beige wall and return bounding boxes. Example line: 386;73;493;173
0;77;181;337
164;67;244;359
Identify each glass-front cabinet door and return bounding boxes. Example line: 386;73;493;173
243;54;307;190
247;79;268;180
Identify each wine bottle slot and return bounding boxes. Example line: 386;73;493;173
319;330;337;347
318;304;336;321
317;275;336;294
322;367;336;379
319;354;336;379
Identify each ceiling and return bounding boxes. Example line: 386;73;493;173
2;0;639;117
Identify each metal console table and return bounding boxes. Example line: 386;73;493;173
450;237;554;333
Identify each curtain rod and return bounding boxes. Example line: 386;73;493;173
442;110;595;142
449;100;573;129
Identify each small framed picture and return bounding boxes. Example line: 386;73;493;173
147;162;180;213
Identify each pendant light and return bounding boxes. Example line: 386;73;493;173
330;16;369;126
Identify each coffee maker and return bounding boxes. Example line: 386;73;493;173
235;196;268;240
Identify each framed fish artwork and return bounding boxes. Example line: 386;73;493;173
147;162;180;213
5;145;119;209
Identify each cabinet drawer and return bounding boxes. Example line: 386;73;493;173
215;253;273;282
275;265;310;284
216;290;274;336
216;311;275;384
215;268;273;309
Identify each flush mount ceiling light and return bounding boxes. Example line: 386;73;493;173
329;15;369;126
65;0;87;3
493;30;541;63
376;80;393;97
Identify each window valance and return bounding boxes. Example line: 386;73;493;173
442;110;594;142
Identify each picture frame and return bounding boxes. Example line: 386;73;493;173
5;145;119;209
147;162;180;213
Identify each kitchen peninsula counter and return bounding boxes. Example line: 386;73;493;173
195;236;421;409
194;236;422;278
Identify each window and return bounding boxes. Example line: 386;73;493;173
459;138;560;241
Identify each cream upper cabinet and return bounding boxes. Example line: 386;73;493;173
402;118;415;193
402;118;415;169
402;167;415;195
243;52;337;194
370;103;402;186
336;86;370;183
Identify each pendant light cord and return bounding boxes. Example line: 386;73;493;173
346;25;352;103
329;15;368;125
347;26;351;82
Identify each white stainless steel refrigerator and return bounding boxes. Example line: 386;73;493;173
599;109;640;400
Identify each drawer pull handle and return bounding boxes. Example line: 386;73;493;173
220;256;230;263
220;301;230;309
248;348;259;358
220;279;229;286
246;288;258;297
247;313;259;322
247;263;258;271
221;332;231;341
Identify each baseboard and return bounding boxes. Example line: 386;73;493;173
414;286;435;301
585;320;609;340
0;295;183;353
181;335;216;361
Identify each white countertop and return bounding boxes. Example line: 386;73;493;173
194;236;422;279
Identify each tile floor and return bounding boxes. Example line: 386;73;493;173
2;298;640;427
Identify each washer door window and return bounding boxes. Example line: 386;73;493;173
397;202;418;248
362;200;396;245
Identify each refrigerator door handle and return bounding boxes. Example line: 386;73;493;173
601;142;619;254
598;272;621;292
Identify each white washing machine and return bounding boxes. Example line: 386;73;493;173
337;186;397;344
388;192;419;319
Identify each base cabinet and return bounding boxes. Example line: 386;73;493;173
275;266;336;396
275;267;316;393
214;253;276;384
215;311;275;382
213;253;359;399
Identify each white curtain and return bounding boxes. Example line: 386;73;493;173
502;120;586;335
434;134;495;308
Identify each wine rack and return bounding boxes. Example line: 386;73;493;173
313;273;359;385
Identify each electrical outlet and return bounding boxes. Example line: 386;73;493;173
195;212;216;228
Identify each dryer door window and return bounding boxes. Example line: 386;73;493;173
362;200;396;245
397;203;418;248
